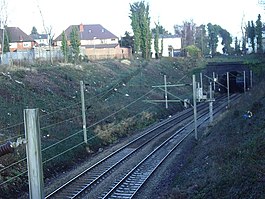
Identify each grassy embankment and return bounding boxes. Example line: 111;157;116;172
0;57;199;197
169;56;265;199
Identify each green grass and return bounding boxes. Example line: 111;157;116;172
0;56;263;198
170;63;265;199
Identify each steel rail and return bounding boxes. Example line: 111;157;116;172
101;94;240;199
45;95;232;198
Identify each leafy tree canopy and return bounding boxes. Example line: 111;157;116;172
31;26;38;35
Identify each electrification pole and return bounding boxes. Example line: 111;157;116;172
164;75;168;109
209;82;213;124
243;71;246;93
250;70;253;88
192;75;198;140
226;72;230;108
80;81;87;144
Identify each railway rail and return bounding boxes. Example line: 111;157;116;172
46;94;240;199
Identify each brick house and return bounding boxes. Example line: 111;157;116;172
0;27;34;52
55;24;131;60
30;33;49;47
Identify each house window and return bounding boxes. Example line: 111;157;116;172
23;42;31;47
88;29;92;33
9;43;17;48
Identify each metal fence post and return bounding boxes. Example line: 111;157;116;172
24;109;44;199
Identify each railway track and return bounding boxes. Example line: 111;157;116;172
46;94;239;199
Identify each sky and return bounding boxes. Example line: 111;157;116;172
4;0;265;39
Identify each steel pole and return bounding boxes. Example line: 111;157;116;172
164;75;168;109
209;82;213;123
213;72;216;91
250;70;253;88
193;75;198;140
243;71;246;93
80;81;87;144
227;72;230;108
200;72;203;91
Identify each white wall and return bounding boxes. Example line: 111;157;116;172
151;36;181;58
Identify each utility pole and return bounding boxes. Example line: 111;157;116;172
200;72;203;91
243;71;246;93
80;81;87;144
227;72;230;108
209;82;213;124
164;75;168;109
24;109;44;199
213;72;216;91
250;70;253;88
192;75;198;140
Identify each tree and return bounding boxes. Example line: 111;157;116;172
0;0;7;26
219;28;232;54
31;26;38;35
241;34;247;55
61;31;69;63
185;45;201;58
247;21;256;53
154;22;159;59
70;26;81;63
234;37;241;55
256;14;263;54
3;27;9;53
120;31;134;52
129;1;151;59
182;20;196;48
160;38;164;56
173;24;183;37
0;0;8;63
195;25;209;56
207;23;219;56
129;2;141;55
151;24;170;35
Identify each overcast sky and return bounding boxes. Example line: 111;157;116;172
5;0;265;39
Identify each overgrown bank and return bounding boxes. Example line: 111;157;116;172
0;56;264;198
169;63;265;198
0;58;200;198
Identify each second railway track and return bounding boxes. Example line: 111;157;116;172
46;94;240;199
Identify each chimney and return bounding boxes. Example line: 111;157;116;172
79;23;84;32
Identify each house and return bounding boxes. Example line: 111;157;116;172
151;35;182;58
0;27;34;52
55;24;131;60
30;33;49;47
